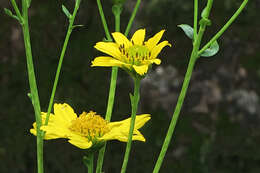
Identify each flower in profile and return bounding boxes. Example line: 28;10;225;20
30;103;151;149
91;29;171;77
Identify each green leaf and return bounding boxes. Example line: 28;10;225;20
71;24;84;30
200;41;219;57
4;8;20;21
82;156;91;168
201;7;207;18
62;5;71;19
4;8;13;17
178;24;194;39
129;93;134;106
26;0;32;8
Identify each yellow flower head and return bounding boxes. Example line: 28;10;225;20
91;29;171;77
30;103;151;149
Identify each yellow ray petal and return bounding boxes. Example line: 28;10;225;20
68;136;92;149
132;132;145;142
132;114;151;129
40;124;72;139
94;42;121;59
101;114;151;142
131;29;145;45
133;64;149;75
112;32;132;48
145;30;165;50
91;56;130;68
146;59;161;65
53;103;77;127
151;41;171;59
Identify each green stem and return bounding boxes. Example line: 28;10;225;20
152;1;214;172
121;78;141;173
42;0;82;132
114;7;121;32
95;67;118;173
198;0;248;55
124;0;141;37
21;0;43;173
193;0;198;40
10;0;23;23
88;153;94;173
96;0;112;40
152;51;196;173
95;2;121;173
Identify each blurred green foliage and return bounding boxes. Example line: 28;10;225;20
1;0;260;172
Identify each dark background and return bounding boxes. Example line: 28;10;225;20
1;0;260;172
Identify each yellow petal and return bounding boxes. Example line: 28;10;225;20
147;59;161;65
151;41;171;59
145;30;165;50
101;114;151;142
68;136;93;149
40;125;72;140
132;131;146;142
53;103;77;127
133;65;149;75
131;29;145;45
94;42;121;59
132;114;151;129
112;32;132;48
91;56;130;68
30;113;56;138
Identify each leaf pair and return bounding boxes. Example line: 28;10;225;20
178;24;219;58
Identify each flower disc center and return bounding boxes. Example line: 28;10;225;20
69;111;110;140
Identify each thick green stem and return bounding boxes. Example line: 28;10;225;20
42;0;82;132
21;0;43;172
124;0;141;37
152;1;214;172
121;78;141;173
198;0;248;55
95;1;121;173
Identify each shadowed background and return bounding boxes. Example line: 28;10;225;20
1;0;260;172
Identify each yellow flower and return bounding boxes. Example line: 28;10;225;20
30;103;151;149
91;29;171;76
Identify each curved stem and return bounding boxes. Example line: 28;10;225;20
21;0;43;172
121;78;141;173
43;0;82;131
124;0;141;37
198;0;248;55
